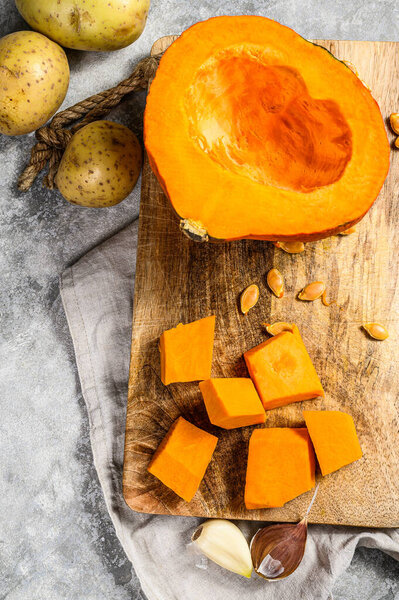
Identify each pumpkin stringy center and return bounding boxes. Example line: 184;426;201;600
185;47;353;193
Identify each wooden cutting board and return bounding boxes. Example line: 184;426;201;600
123;35;399;527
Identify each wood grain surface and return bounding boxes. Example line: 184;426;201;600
123;35;399;527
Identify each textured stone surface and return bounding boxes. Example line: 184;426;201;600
1;1;398;598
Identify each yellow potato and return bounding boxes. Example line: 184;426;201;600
56;121;142;207
0;31;69;136
15;0;150;51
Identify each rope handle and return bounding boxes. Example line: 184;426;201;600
18;53;162;192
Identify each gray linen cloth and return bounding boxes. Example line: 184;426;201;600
60;219;399;600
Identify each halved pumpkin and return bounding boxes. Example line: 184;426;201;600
144;16;389;242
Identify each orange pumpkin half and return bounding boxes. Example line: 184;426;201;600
144;17;389;242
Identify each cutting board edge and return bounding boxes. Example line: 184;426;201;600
122;487;399;528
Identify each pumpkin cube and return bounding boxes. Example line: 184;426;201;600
160;315;215;385
245;428;315;509
147;416;218;502
244;329;324;410
303;410;363;476
199;378;266;429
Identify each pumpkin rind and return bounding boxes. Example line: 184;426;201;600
145;16;389;242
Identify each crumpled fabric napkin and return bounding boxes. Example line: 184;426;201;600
60;219;399;600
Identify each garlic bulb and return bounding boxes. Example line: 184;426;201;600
250;484;319;581
192;519;252;578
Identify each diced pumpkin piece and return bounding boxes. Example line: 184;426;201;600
148;416;218;502
199;378;266;429
303;410;363;476
160;315;215;384
245;428;315;509
244;329;324;410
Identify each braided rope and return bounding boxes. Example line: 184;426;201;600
18;54;161;191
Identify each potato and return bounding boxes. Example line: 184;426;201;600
15;0;150;51
0;31;69;136
56;120;142;207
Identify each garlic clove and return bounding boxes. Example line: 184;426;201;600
251;483;319;581
250;520;307;581
192;519;252;578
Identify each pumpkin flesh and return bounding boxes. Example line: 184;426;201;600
244;329;324;410
160;315;215;384
303;410;363;476
245;427;315;509
148;416;218;502
199;378;266;429
145;17;389;241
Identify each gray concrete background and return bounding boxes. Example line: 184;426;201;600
1;1;399;598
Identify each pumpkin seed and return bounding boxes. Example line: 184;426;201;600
263;322;294;336
338;226;357;236
298;281;326;302
390;113;399;135
266;268;284;298
274;241;305;254
362;322;389;340
240;284;259;314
